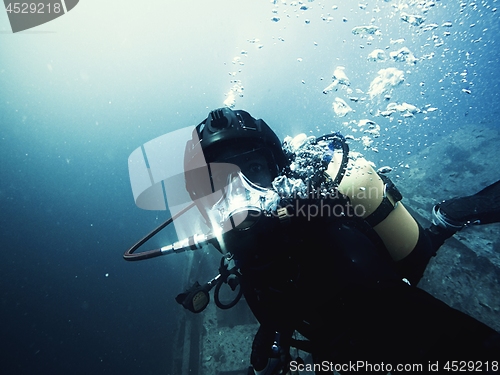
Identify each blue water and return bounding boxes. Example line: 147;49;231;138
1;1;499;374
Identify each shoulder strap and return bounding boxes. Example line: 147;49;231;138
364;173;403;227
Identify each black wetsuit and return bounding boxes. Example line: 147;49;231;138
226;209;500;374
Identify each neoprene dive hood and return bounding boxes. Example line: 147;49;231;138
184;108;288;198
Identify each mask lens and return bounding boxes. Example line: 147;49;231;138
217;148;278;188
186;149;280;232
210;172;279;232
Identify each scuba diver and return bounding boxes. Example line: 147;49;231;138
182;108;500;374
125;107;500;374
178;107;500;374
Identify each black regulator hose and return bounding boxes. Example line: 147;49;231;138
214;276;243;310
123;202;196;261
316;132;350;188
213;256;243;309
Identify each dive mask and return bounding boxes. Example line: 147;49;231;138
204;170;280;232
